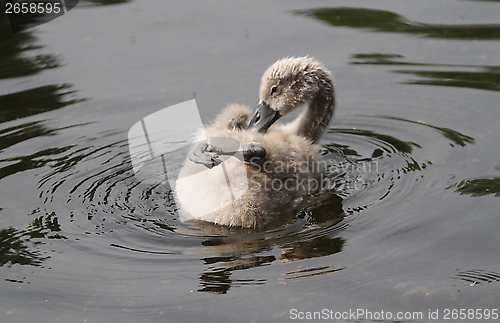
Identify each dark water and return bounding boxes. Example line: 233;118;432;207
1;0;499;322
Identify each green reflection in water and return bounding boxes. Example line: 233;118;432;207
398;69;500;92
0;85;86;124
296;7;500;40
28;212;66;239
0;121;58;151
325;116;474;192
326;127;424;177
1;3;86;122
0;212;65;270
321;142;362;158
0;227;45;268
0;121;89;180
352;53;427;66
455;177;500;197
0;145;74;181
351;53;500;92
0;4;59;79
279;236;344;262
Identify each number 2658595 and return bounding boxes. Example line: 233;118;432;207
5;2;62;14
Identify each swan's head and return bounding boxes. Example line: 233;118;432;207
248;56;332;133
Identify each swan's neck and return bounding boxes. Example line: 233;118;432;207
296;80;335;143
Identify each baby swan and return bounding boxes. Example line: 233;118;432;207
175;57;335;228
248;56;335;143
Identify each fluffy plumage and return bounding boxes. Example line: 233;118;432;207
175;57;335;228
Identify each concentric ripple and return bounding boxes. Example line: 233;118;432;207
9;114;474;293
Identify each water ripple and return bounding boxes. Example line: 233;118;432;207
3;113;475;293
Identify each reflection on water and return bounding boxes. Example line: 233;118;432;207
0;121;56;150
279;236;344;263
453;269;500;285
352;53;500;92
0;85;85;123
0;122;87;180
0;114;353;294
399;69;500;92
328;128;419;154
283;265;344;280
199;254;272;294
0;7;88;268
197;231;345;294
372;115;475;147
297;7;500;92
0;104;486;301
0;1;498;319
351;53;423;66
296;7;500;40
453;176;500;197
193;192;345;293
0;5;59;78
171;114;474;293
0;15;481;291
0;3;86;123
0;227;46;269
0;212;65;271
175;114;475;294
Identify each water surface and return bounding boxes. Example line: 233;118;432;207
1;0;499;322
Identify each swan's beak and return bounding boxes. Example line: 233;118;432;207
247;101;281;133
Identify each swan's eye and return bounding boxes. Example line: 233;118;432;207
270;86;278;95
